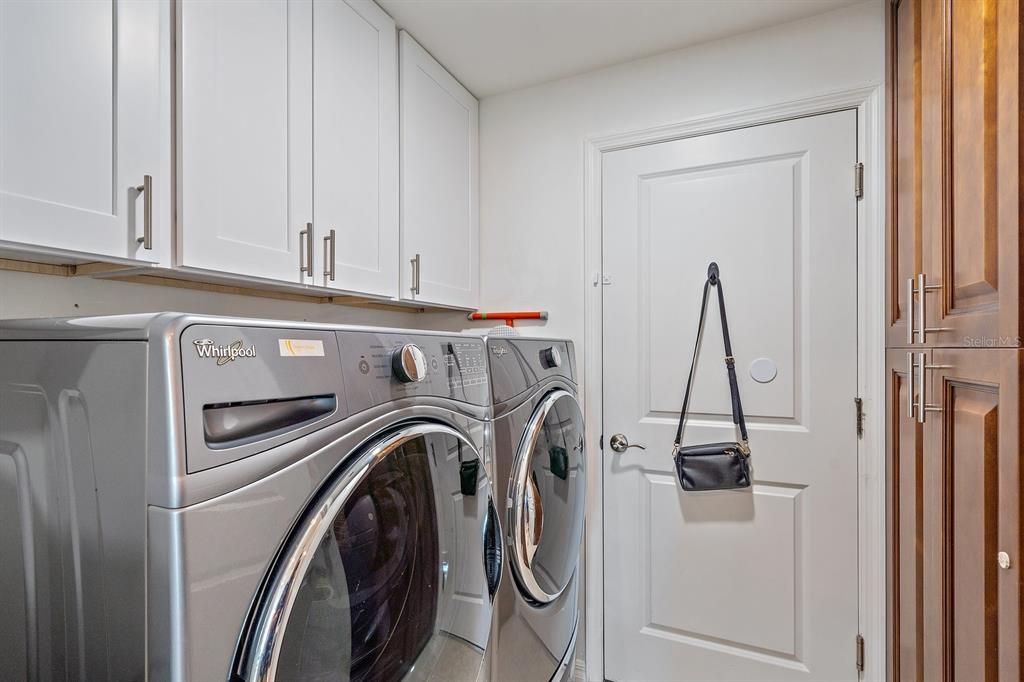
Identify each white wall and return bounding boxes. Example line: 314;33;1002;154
475;0;885;350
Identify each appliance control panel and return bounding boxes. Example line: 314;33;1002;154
338;331;489;410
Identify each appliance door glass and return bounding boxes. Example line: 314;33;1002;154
236;423;501;682
509;390;586;604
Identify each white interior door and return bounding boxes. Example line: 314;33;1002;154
0;0;164;262
602;110;859;681
178;0;312;283
312;0;397;297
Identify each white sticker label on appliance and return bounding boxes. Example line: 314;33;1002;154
278;339;325;357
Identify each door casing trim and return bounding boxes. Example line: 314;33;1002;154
581;83;886;681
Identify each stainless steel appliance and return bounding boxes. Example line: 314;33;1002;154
0;313;500;682
485;337;586;682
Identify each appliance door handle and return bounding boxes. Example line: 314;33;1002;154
203;394;336;447
483;496;503;601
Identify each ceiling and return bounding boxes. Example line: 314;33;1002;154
378;0;862;98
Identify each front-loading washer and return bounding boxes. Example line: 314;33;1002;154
0;313;501;682
484;336;586;682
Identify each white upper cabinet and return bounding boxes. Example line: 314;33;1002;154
0;0;168;263
399;31;479;309
178;0;313;284
313;0;398;297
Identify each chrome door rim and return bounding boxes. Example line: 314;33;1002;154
508;389;584;604
235;421;483;682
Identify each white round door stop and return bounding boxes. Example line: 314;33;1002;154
750;357;777;383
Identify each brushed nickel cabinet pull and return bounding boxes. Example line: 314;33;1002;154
323;229;336;283
913;352;952;424
411;253;421;295
906;277;916;344
135;174;153;250
300;223;313;276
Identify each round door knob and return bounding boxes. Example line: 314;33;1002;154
392;344;427;383
540;346;562;369
609;433;645;453
998;551;1012;570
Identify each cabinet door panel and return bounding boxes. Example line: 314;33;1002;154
924;0;1020;347
179;0;312;283
313;0;397;296
399;31;479;309
0;0;163;262
889;0;925;346
927;349;1020;681
888;350;927;681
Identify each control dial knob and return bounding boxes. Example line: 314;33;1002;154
539;346;562;369
392;343;427;383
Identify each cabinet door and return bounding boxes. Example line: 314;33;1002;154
888;0;930;346
887;349;928;680
925;348;1020;681
179;0;313;284
0;0;165;263
921;0;1021;349
313;0;398;297
399;31;479;309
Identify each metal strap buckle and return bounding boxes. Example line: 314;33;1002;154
724;355;735;365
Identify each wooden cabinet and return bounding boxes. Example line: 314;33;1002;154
889;349;1022;681
179;0;398;294
399;31;479;309
925;349;1020;681
0;0;168;263
888;0;1022;348
887;350;926;681
889;2;1024;675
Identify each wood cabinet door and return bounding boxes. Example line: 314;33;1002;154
312;0;398;297
888;349;928;681
399;31;479;309
0;0;166;263
888;0;929;347
178;0;313;284
889;0;1021;348
924;348;1021;681
921;0;1022;349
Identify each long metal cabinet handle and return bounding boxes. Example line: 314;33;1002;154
300;223;313;276
913;352;952;424
921;272;950;337
906;351;916;419
323;229;336;283
906;277;916;344
411;253;421;295
135;174;153;250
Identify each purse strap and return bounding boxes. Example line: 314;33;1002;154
673;262;749;452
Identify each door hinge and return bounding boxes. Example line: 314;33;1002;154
854;162;864;199
855;633;865;672
854;397;864;438
593;273;612;287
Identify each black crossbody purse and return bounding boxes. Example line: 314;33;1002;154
672;263;752;492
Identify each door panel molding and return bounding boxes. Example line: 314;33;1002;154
582;84;885;681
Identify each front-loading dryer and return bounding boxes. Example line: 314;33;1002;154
0;313;500;682
485;337;586;682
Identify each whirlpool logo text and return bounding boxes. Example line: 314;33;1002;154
193;339;257;366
